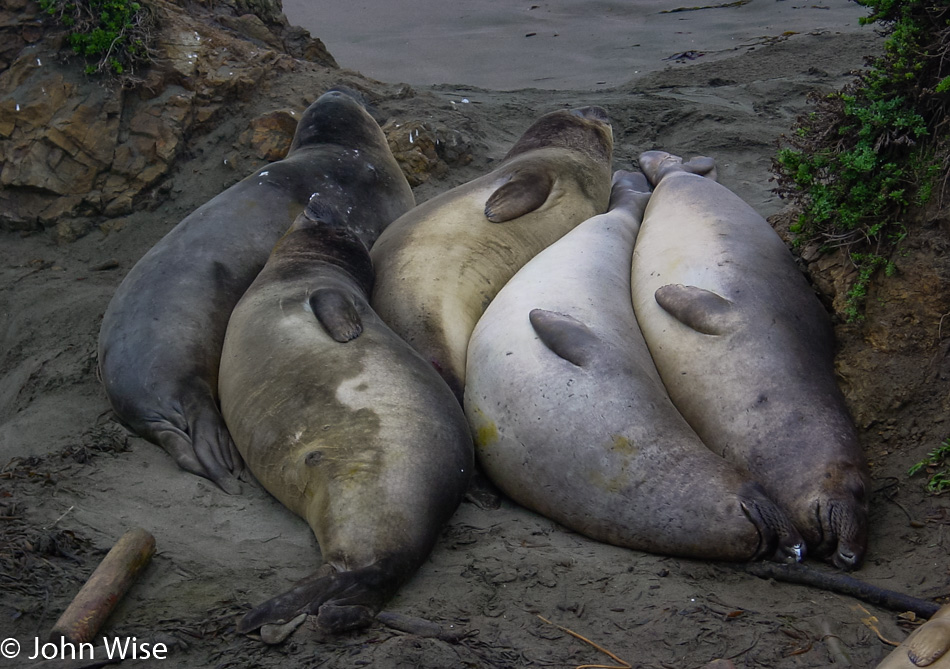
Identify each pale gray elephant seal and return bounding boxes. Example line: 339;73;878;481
219;199;473;635
370;105;614;398
630;150;870;569
97;90;414;494
464;171;804;562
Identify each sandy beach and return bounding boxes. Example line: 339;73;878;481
2;0;949;667
282;0;871;89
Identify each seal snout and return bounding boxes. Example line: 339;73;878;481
572;105;609;123
318;88;362;107
832;548;859;570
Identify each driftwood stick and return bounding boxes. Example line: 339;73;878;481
739;562;940;618
377;611;468;642
49;527;156;643
820;619;852;666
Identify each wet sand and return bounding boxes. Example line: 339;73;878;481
282;0;870;89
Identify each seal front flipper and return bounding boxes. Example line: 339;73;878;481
238;560;402;636
655;284;738;336
309;288;364;342
528;308;600;367
484;168;555;223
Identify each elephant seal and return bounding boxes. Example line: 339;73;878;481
370;105;614;398
630;150;870;569
464;171;803;562
219;199;473;634
97;90;414;493
876;604;950;668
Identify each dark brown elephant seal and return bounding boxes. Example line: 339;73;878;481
465;171;804;563
370;106;613;398
97;91;414;493
630;150;870;569
218;199;472;634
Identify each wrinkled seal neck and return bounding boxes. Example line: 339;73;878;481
504;107;613;164
271;212;375;297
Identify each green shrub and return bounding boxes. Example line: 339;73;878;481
772;0;949;321
39;0;154;76
908;437;950;493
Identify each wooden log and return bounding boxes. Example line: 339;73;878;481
739;562;941;618
49;527;156;644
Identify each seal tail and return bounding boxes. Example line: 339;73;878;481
237;557;409;635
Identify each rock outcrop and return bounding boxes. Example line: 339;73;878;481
382;119;473;187
0;0;336;236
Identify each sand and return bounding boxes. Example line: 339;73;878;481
2;1;949;668
282;0;870;90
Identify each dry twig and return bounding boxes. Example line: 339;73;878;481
537;615;631;669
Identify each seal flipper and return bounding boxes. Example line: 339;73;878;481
310;288;364;343
639;151;718;186
238;559;404;636
905;615;950;665
654;284;737;336
818;494;869;570
528;308;600;367
152;425;212;481
736;482;805;563
484;168;555;223
150;396;244;495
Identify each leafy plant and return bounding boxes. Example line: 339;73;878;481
908;437;950;493
38;0;154;76
772;0;949;321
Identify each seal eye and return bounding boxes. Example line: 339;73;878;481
305;451;323;466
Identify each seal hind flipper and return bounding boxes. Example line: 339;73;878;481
905;613;950;665
819;492;869;570
528;308;600;367
151;399;243;495
736;482;805;563
639;150;718;186
188;406;244;494
655;284;737;336
238;559;403;635
152;424;210;480
484;168;555;223
309;288;364;342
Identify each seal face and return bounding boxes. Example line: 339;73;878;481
370;105;614;399
97;90;414;493
630;151;870;569
464;171;803;563
218;203;473;634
